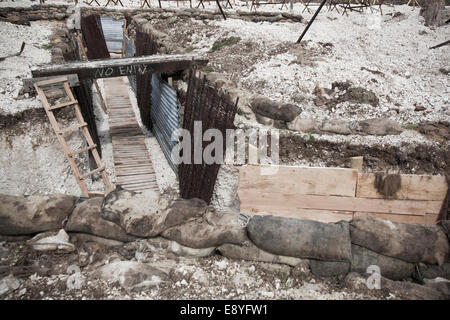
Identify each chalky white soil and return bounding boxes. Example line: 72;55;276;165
210;6;449;125
0;20;98;196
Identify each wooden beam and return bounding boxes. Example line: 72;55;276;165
356;173;447;201
31;54;208;80
22;74;79;93
239;191;429;216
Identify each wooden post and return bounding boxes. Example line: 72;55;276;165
121;19;127;58
297;0;327;43
351;156;364;172
77;33;108;115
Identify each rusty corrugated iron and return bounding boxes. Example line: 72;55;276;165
81;15;110;60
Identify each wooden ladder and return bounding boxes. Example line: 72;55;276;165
34;77;113;197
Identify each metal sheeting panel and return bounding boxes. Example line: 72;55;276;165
100;17;124;51
151;74;179;174
124;35;137;92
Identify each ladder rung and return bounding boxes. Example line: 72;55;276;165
80;166;106;180
48;100;78;111
35;77;68;87
59;122;88;135
69;144;97;157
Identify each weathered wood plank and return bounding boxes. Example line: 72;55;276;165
23;74;79;93
104;77;158;193
31;54;208;80
238;191;428;216
238;165;358;197
356;173;447;201
354;212;439;225
241;205;354;224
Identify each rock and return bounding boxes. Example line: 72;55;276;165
310;260;350;277
344;272;369;291
101;188;206;238
251;96;301;122
27;229;75;252
66;198;136;242
357;118;403;136
414;263;450;281
0;194;78;235
414;105;426;112
287;117;320;133
343;87;379;106
217;242;309;267
247;216;352;262
91;261;170;291
161;209;247;248
423;277;450;296
351;244;415;281
345;272;447;300
350;216;449;265
0;275;21;296
321;119;352;135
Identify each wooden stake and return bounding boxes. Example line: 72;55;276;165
351;156;364;172
77;33;108;114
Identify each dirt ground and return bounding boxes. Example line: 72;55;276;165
0;239;395;300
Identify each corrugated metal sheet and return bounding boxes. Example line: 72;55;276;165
124;35;137;92
122;35;178;174
151;74;179;174
100;17;124;51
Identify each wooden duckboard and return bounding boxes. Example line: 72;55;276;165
104;77;159;193
237;165;447;224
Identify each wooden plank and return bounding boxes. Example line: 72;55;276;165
241;205;354;224
238;165;358;197
104;77;158;193
23;74;79;92
237;191;428;216
31;54;208;80
356;173;448;201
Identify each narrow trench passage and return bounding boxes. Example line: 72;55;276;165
103;76;159;192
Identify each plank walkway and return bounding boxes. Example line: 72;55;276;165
103;77;159;192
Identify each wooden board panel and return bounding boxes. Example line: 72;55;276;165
242;205;354;224
238;165;358;197
356;173;447;201
238;191;427;216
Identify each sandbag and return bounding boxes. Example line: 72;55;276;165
350;216;449;265
246;216;352;262
414;263;450;281
351;244;414;281
0;194;78;235
161;209;247;249
217;242;308;267
65;197;136;242
310;260;350;277
101;188;206;238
